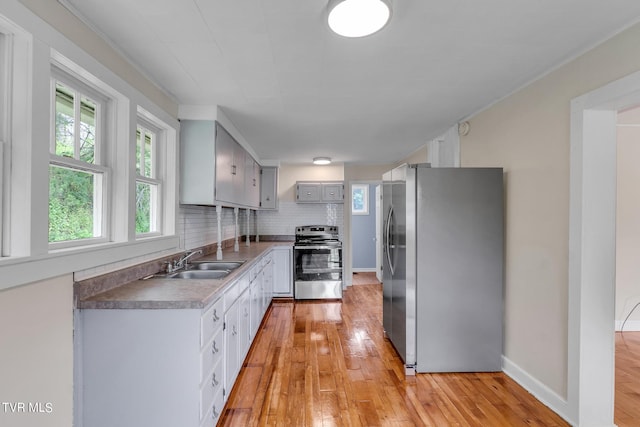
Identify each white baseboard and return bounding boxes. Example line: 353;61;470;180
502;356;574;426
615;319;640;331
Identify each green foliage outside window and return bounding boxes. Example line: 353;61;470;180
136;181;152;234
49;165;96;242
135;128;156;234
49;82;163;243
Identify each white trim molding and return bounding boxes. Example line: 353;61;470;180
427;125;460;167
615;320;640;332
502;356;571;425
568;68;640;426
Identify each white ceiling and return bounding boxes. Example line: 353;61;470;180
62;0;640;164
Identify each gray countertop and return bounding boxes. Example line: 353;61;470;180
77;242;292;310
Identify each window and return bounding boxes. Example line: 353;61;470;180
352;184;369;215
0;8;180;290
49;73;109;247
135;121;161;236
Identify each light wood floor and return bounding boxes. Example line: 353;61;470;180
615;330;640;426
219;273;639;426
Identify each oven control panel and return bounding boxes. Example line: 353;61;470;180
295;225;338;235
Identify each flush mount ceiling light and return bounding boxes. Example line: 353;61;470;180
313;157;332;165
327;0;392;38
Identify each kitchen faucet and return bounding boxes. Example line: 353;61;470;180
167;249;203;272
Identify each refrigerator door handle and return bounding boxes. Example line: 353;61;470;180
385;206;395;275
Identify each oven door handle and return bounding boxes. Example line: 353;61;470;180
294;245;341;250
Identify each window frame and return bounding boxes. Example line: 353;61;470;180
135;117;163;238
48;67;112;249
0;6;180;291
351;183;369;215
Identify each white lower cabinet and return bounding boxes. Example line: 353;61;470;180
250;271;262;338
272;245;293;297
80;248;283;427
80;308;213;427
200;345;224;420
201;388;224;427
224;295;241;390
261;253;274;311
239;288;251;357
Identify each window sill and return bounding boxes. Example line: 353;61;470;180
0;235;180;291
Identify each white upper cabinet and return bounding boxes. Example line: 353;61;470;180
180;120;216;206
244;155;260;208
260;166;278;210
215;123;246;205
180;120;261;208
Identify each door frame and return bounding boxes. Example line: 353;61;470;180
375;184;382;282
349;180;381;275
568;69;640;425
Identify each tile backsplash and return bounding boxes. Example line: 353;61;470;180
74;201;342;281
257;201;344;240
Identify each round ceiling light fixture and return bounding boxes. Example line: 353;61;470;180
327;0;392;38
313;157;332;165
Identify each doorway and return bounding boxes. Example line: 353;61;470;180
350;181;381;275
568;70;640;425
615;108;640;332
614;107;640;426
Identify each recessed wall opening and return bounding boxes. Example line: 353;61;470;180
569;70;640;426
614;106;640;425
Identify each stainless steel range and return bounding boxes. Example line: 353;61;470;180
293;225;343;300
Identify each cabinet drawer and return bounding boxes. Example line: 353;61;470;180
201;326;223;380
200;387;224;427
200;359;224;421
201;297;223;348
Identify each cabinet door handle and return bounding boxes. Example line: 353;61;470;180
232;325;237;336
212;340;219;354
212;309;220;322
212;405;219;419
212;373;219;387
231;164;236;175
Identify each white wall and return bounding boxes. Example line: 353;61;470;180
258;163;345;237
0;275;73;427
0;3;181;425
461;19;640;406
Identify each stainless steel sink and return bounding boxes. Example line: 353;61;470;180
188;261;244;271
165;270;230;280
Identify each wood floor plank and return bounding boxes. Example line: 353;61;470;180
615;331;640;427
220;273;637;426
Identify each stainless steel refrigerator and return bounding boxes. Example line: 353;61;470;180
382;164;503;373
